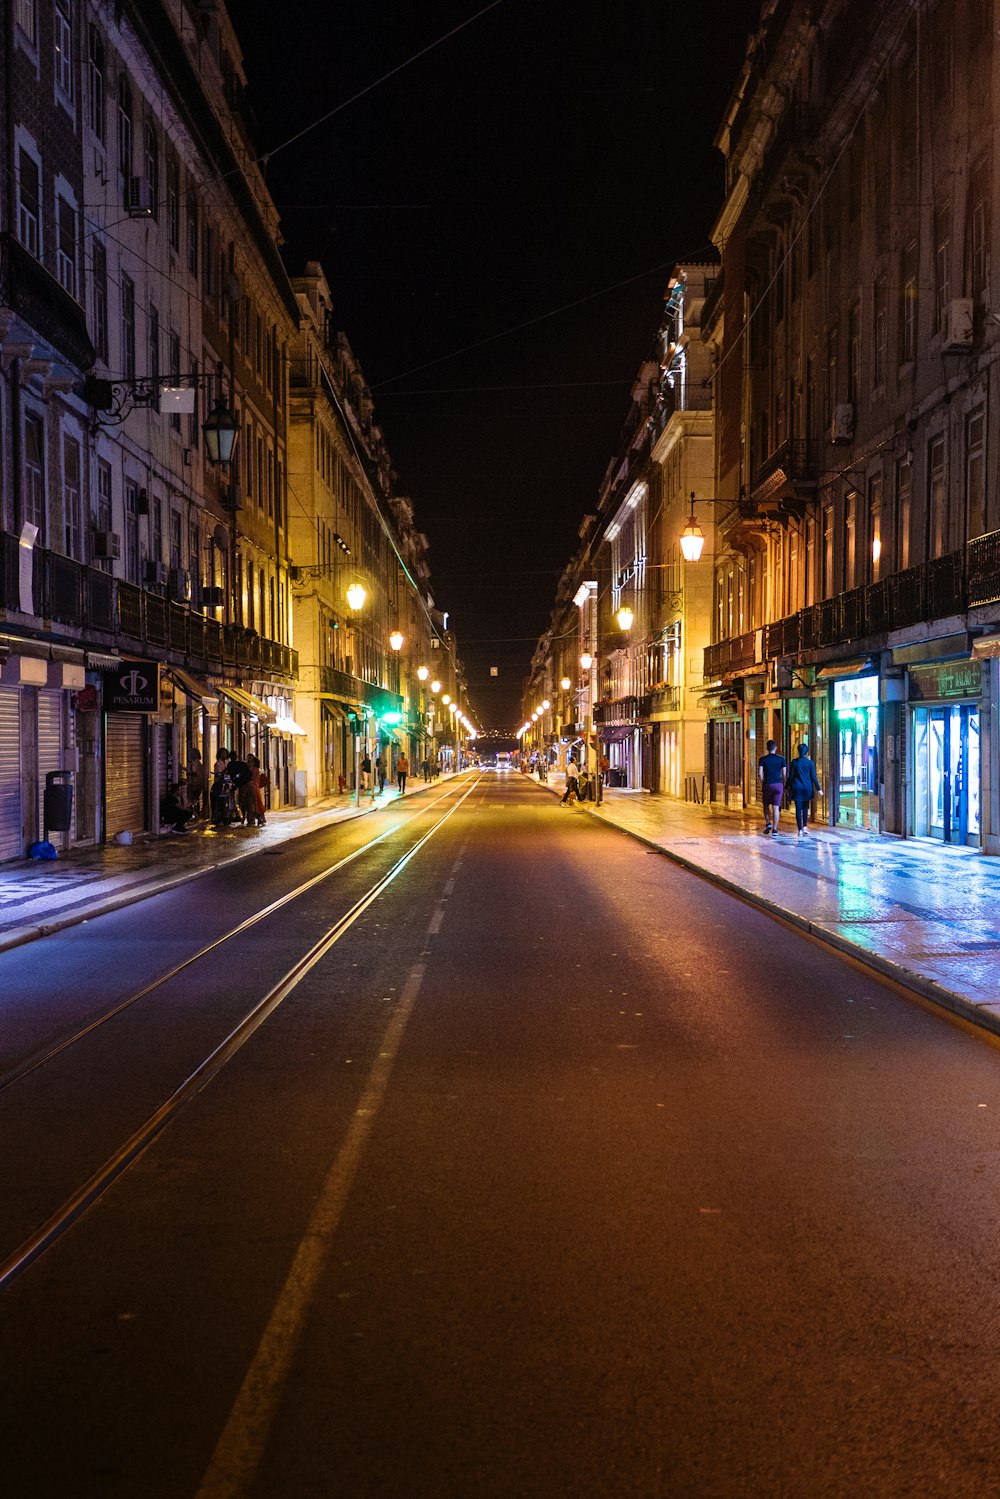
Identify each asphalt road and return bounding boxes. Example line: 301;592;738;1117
2;771;1000;1499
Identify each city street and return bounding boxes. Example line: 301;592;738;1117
2;772;1000;1498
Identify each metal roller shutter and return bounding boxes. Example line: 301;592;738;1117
104;714;146;839
38;689;66;847
0;689;22;862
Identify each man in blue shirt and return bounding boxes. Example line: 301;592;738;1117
757;739;788;837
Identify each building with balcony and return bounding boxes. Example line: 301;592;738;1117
287;265;453;799
703;0;1000;853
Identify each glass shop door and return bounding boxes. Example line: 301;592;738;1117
912;704;980;846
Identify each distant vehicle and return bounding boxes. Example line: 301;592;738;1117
496;751;512;770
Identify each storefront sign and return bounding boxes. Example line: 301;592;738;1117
907;660;982;702
833;675;879;710
103;660;160;713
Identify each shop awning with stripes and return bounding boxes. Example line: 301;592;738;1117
214;683;276;723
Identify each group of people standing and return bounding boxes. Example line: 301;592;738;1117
757;740;822;839
360;749;425;795
210;748;268;828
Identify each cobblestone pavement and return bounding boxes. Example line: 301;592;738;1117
546;777;1000;1032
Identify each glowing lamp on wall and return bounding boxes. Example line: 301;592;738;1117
389;630;404;651
580;651;594;671
346;582;367;611
616;605;634;631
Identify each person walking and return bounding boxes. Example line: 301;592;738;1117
561;759;580;805
375;753;386;792
421;755;431;782
185;748;206;819
787;741;821;837
249;754;267;825
227;752;255;827
757;738;788;837
396;752;409;795
360;752;372;792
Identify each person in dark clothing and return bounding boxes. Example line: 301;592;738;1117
787;741;822;837
226;755;254;825
757;739;788;836
161;783;194;834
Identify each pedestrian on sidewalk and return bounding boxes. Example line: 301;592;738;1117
375;753;386;792
186;748;206;818
561;759;580;805
227;753;255;826
211;748;231;825
757;739;787;836
787;741;821;837
396;753;409;794
361;752;371;792
421;755;431;782
249;754;267;825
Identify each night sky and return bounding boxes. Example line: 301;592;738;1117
232;0;762;728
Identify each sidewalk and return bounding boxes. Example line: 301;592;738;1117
0;776;452;955
546;777;1000;1038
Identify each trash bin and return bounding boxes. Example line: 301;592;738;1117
44;770;74;834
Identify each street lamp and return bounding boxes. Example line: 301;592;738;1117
417;665;429;681
201;396;240;466
347;582;367;611
616;604;634;631
431;679;441;694
560;676;571;691
389;630;404;651
580;650;593;671
679;492;722;563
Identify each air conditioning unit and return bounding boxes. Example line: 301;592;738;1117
200;585;225;609
92;530;121;560
941;297;974;352
169;567;192;602
126;176;153;216
831;403;855;444
143;559;168;585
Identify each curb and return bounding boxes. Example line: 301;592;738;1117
542;776;1000;1043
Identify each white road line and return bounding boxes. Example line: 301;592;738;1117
194;904;448;1497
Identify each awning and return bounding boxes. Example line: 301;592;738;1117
215;683;277;723
600;725;640;744
972;634;1000;660
270;714;306;736
165;666;218;706
814;658;872;681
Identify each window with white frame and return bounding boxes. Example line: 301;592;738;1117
23;411;46;539
91;239;108;360
56;190;77;297
17;143;41;257
121;274;136;380
63;432;82;558
15;0;37;47
87;25;105;142
54;0;74;105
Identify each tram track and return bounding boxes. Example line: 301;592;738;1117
0;774;482;1292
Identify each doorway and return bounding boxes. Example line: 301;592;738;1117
912;703;980;846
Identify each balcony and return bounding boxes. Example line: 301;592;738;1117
706;547;970;678
0;532;297;681
968;530;1000;606
0;233;96;371
749;439;819;523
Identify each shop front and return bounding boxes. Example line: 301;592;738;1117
908;659;983;847
830;674;880;832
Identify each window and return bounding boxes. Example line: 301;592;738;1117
844;489;857;589
256;432;264;506
166;151;179;251
186;189;198;275
245;421;253;495
63;433;82;558
873;276;888;389
23;411;45;539
168;330;181;433
826;325;838;428
17;146;41;257
823;503;834;596
847;300;861;407
121;274;136;381
124;480;140;583
96;459;112;569
966;408;986;540
87;25;105;141
896;456;912;571
868;474;883;582
143;119;159;220
15;0;36;45
169;510;181;569
148;304;159;385
970;157;990;304
56;193;76;297
928;434;946;557
900;240;918;363
934;204;951;333
151;496;163;564
117;76;132;184
92;239;108;361
201;222;214;297
54;0;74;103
